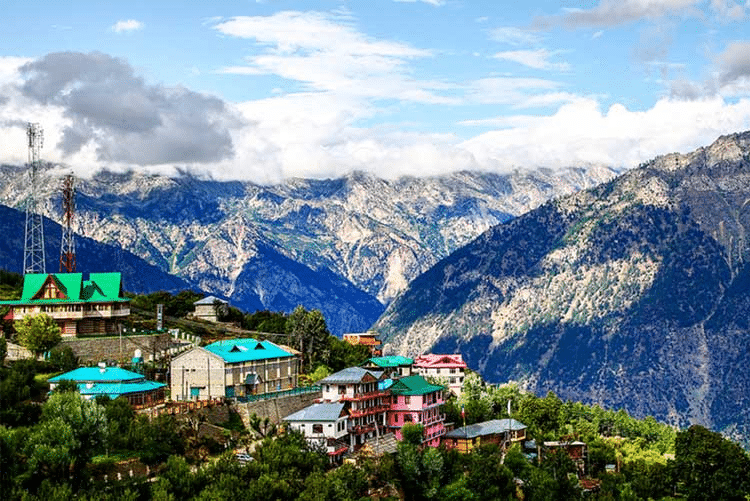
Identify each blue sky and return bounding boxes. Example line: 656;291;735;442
1;0;750;182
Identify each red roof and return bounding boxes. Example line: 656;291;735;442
413;354;467;369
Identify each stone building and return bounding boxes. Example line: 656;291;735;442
170;338;299;401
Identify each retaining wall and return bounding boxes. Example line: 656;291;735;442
234;390;321;427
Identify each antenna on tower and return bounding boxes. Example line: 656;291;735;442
59;174;76;273
23;122;46;275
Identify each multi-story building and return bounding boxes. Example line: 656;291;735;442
170;338;299;400
413;354;467;397
361;356;414;378
283;402;350;462
342;331;382;356
387;374;446;447
318;367;390;451
0;272;130;336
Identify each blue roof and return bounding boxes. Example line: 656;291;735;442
49;366;145;383
283;402;346;422
319;367;383;384
76;380;166;399
203;338;294;363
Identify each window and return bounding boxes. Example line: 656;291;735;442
404;396;411;405
313;424;323;433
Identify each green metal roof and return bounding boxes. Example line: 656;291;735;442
389;374;444;396
365;356;414;368
0;272;127;305
204;338;295;363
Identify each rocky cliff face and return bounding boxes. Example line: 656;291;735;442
0;165;616;335
375;132;750;441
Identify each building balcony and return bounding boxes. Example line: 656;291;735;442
421;413;446;427
349;422;377;435
339;390;389;402
348;404;390;419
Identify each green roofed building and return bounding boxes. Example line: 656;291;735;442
0;272;130;336
361;355;414;378
170;338;301;401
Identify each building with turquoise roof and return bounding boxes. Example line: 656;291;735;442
48;364;165;407
170;338;300;401
361;355;414;378
0;272;130;336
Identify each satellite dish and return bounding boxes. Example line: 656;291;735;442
134;349;142;359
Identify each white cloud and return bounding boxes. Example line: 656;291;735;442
539;0;702;28
492;49;571;71
465;77;562;105
111;19;143;33
460;97;750;170
489;27;543;46
214;12;454;104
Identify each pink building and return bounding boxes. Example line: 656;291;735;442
387;375;446;447
413;354;467;397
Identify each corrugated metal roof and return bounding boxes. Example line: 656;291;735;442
283;402;346;422
49;366;145;383
365;356;413;368
194;295;227;305
319;367;382;384
76;380;166;398
389;374;444;396
204;338;294;363
444;419;527;439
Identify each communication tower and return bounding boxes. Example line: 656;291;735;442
23;123;46;274
59;174;76;273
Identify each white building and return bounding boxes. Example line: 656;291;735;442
283;402;349;462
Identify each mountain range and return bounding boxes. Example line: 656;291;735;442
375;131;750;442
0;165;616;335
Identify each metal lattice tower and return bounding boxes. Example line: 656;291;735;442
59;174;76;273
23;122;46;275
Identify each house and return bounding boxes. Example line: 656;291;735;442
48;364;165;407
361;356;414;378
387;374;446;447
0;272;130;336
343;332;382;356
170;338;299;401
443;418;527;453
193;295;228;323
543;441;588;476
413;354;467;397
283;402;350;462
318;367;390;451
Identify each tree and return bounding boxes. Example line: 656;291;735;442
14;313;61;357
0;336;6;365
286;306;330;372
674;424;750;501
48;346;78;372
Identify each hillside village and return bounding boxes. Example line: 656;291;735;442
2;269;750;500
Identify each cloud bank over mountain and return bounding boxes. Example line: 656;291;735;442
1;4;750;182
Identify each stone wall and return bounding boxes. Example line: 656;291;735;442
60;333;170;364
234;390;321;428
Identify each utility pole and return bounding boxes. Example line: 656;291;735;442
59;174;76;273
23;123;46;274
